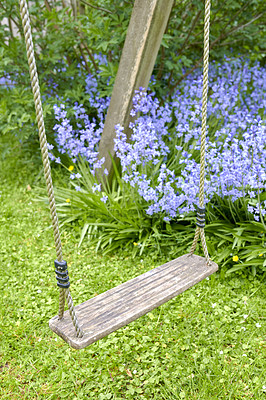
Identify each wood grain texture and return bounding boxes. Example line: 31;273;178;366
49;254;218;349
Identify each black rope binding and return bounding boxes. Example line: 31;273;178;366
196;206;206;228
54;260;70;289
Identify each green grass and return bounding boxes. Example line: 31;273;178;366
0;135;265;399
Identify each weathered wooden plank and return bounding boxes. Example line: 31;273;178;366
97;0;174;181
70;257;194;326
49;254;218;349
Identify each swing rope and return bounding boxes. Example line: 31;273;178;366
19;0;83;338
189;0;211;266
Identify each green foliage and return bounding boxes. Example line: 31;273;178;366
1;0;265;143
206;220;266;276
201;191;266;276
43;158;189;257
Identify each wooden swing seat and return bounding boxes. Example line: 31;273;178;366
49;254;218;349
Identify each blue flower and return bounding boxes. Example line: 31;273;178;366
100;194;108;203
92;183;101;193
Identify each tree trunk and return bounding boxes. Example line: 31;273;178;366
97;0;174;183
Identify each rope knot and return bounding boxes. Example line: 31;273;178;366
196;206;206;228
54;260;70;289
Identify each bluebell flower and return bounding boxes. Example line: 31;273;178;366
92;183;101;193
100;195;108;203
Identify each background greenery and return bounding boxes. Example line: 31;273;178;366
1;0;265;142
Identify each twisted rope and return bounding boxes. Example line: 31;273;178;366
19;0;83;338
189;0;211;265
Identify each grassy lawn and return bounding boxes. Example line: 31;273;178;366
0;136;265;399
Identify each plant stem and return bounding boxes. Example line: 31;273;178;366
79;0;112;14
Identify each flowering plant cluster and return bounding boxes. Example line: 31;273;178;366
115;58;266;221
51;58;266;222
49;60;110;174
